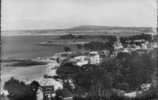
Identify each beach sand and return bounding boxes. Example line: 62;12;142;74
1;61;63;90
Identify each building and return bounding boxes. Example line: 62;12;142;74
48;52;72;63
71;56;89;66
36;87;44;100
114;39;123;50
69;51;102;66
88;51;101;65
151;42;158;48
141;41;149;50
99;50;110;57
140;83;151;91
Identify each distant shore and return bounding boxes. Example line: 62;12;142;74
1;58;48;67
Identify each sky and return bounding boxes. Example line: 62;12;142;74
1;0;157;30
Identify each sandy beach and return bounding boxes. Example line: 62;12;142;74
1;61;62;90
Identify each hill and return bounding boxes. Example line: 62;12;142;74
2;25;155;36
66;25;153;32
64;25;155;36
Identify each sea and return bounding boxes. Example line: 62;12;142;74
1;35;76;87
1;35;73;59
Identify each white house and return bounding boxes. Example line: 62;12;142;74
88;51;101;65
72;56;89;66
0;89;9;96
36;88;44;100
122;48;130;53
50;52;72;63
114;41;123;50
141;83;152;91
101;50;110;57
141;41;149;50
151;42;158;48
39;78;63;91
124;91;137;98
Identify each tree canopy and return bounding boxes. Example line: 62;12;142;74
4;77;36;100
55;50;157;96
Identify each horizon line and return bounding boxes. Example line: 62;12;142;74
1;25;157;32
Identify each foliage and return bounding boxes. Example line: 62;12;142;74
64;46;71;52
56;50;157;97
56;63;113;96
120;33;152;44
4;77;36;100
109;51;156;91
76;44;83;50
29;80;40;93
83;41;114;53
60;34;75;40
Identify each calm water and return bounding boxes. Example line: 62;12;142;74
1;35;77;86
1;35;76;59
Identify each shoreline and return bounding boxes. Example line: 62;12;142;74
1;59;62;89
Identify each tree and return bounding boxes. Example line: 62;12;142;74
56;62;80;80
60;34;75;40
4;77;35;100
56;63;113;97
29;80;40;93
56;50;157;96
64;46;71;52
111;51;156;91
76;44;82;50
83;41;114;54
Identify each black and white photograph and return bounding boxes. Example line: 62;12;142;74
1;0;158;100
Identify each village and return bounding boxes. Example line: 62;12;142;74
45;34;157;66
33;33;158;100
1;33;158;100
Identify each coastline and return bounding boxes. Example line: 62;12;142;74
1;58;62;90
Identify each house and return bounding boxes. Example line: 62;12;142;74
133;39;145;43
0;89;9;96
114;41;123;50
122;48;130;53
64;96;73;100
141;41;149;50
70;51;102;66
140;83;151;91
151;42;158;48
88;51;101;65
72;56;89;66
99;50;110;57
134;45;141;50
124;91;139;98
136;49;147;55
39;78;63;91
49;52;72;63
36;87;44;100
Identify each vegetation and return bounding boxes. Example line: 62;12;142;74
3;49;158;100
73;94;158;100
4;78;39;100
83;41;114;53
107;51;156;91
60;34;85;40
64;46;71;52
29;80;40;93
55;50;158;98
60;34;75;40
76;44;83;50
120;33;152;44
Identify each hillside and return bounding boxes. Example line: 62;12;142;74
66;25;153;32
2;25;154;36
